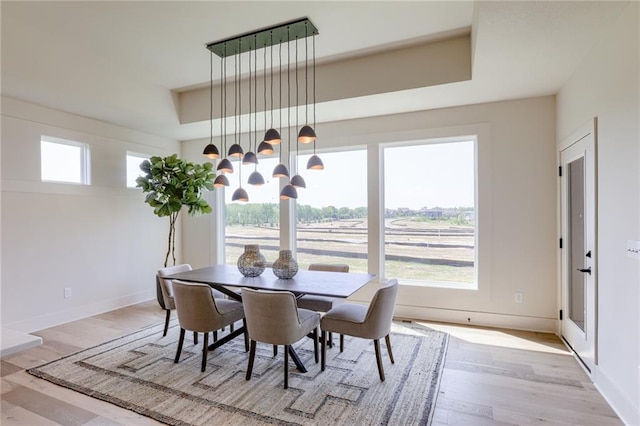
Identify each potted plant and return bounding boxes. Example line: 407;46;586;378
136;154;215;306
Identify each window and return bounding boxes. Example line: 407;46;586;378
225;157;281;265
296;150;368;272
41;137;90;184
126;153;149;188
383;140;476;287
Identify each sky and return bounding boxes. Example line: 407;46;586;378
222;140;475;210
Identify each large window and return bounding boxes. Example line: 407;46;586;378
225;157;280;265
296;150;367;272
383;140;476;287
41;137;90;184
126;152;149;188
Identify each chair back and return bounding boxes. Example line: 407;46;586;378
241;288;303;345
308;263;349;273
157;264;192;310
363;279;399;339
171;280;225;332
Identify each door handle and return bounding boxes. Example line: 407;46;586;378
577;267;592;275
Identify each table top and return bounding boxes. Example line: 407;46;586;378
167;264;376;299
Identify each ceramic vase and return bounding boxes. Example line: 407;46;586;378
272;249;298;279
237;244;266;277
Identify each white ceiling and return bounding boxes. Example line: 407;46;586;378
0;1;628;141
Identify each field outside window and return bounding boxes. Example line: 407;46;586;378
126;153;149;188
383;140;476;287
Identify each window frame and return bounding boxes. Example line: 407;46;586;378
40;136;90;185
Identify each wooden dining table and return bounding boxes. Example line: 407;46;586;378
167;264;376;372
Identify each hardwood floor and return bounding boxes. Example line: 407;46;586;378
1;301;621;425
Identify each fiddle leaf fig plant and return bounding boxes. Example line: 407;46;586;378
136;154;215;267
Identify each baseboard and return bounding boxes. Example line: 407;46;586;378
593;367;640;426
3;290;156;333
391;304;557;333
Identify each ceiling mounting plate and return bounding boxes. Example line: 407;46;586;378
206;18;318;58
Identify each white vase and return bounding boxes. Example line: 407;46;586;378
237;244;266;277
272;249;298;279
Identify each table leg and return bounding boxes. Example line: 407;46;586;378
288;346;307;373
207;326;245;351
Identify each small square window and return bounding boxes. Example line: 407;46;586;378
126;153;149;188
41;137;90;184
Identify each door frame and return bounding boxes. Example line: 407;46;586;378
558;117;598;373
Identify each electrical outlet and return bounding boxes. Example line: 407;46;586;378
515;292;524;303
64;288;72;298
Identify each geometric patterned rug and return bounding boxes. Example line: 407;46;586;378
28;320;448;425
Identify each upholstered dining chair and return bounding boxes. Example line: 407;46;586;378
242;288;320;389
296;263;349;348
157;264;227;339
171;280;248;372
320;279;398;381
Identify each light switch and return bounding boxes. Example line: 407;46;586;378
627;240;640;259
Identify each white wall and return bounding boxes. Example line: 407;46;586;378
557;2;640;424
182;95;558;332
1;97;180;332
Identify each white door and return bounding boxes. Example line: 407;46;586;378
560;119;596;373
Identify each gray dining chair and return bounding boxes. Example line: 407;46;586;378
242;288;320;389
157;264;227;340
296;263;349;348
320;279;398;381
171;280;248;372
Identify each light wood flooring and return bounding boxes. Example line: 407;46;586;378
1;301;622;425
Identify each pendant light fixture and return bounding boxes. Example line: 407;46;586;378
272;37;289;179
215;43;233;181
248;39;265;186
280;28;298;200
290;34;306;189
205;18;320;198
203;50;220;159
298;21;316;144
243;40;258;166
306;31;324;170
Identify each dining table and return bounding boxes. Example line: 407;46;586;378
167;264;376;372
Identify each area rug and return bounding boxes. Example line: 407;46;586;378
28;320;448;425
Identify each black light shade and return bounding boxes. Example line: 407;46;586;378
248;170;265;186
272;163;289;178
297;125;316;144
232;187;249;202
264;128;281;145
202;143;220;159
242;151;258;165
280;184;298;199
290;174;306;188
306;154;324;170
217;158;234;174
213;174;230;188
228;143;244;157
257;141;274;155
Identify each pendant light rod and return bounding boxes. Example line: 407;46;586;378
206;18;318;57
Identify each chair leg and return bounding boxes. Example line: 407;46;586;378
313;327;319;363
201;332;209;372
243;319;249;352
283;344;289;389
273;345;278;356
174;328;186;363
246;340;256;380
328;331;333;348
385;334;395;364
193;332;198;345
163;310;171;336
321;330;326;371
213;330;218;342
340;334;344;353
230;322;235;333
374;339;385;381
